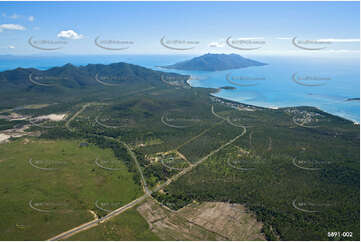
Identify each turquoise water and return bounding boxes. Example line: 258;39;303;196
169;56;360;123
0;55;359;122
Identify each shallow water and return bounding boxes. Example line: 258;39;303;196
0;55;359;122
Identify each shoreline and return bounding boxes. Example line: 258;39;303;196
207;91;360;126
186;75;359;125
1;59;358;125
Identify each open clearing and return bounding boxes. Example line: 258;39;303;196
0;138;142;241
35;114;67;121
178;202;265;241
136;198;265;241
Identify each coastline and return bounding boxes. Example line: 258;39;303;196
205;90;360;126
183;75;359;125
1;59;358;125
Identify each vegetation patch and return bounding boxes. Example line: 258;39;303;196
0;138;142;240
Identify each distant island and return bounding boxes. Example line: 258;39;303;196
161;53;267;71
345;97;360;102
219;86;236;90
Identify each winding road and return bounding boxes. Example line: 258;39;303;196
48;102;247;241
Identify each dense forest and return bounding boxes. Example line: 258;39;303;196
1;61;359;241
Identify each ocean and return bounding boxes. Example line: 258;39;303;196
0;54;359;122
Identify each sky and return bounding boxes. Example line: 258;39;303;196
0;1;359;56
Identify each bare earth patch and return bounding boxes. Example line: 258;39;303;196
178;202;266;241
0;125;36;144
22;138;30;144
137;198;224;240
36;113;66;121
137;199;265;241
0;134;10;144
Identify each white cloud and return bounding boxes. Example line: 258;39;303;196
28;16;35;22
57;30;83;40
8;45;15;49
0;24;26;31
317;38;360;43
208;41;225;48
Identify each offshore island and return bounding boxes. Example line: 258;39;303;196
0;55;359;241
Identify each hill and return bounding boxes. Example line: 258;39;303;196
161;53;267;71
0;62;188;89
0;62;189;108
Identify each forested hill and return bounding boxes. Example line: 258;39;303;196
161;53;267;71
0;62;188;89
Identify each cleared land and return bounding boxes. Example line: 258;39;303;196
136;198;265;240
0;64;358;241
0;138;142;240
177;202;265;241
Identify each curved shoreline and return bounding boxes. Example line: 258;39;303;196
206;91;359;125
185;76;359;124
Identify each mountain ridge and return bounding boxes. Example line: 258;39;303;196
0;62;188;90
161;53;267;71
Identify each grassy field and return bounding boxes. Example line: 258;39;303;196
0;138;143;240
67;207;160;241
0;73;359;241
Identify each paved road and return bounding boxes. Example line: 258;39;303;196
47;195;148;241
48;128;246;240
48;103;247;241
154;130;247;193
87;133;150;195
65;103;93;132
47;137;151;240
121;141;151;195
211;104;225;120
